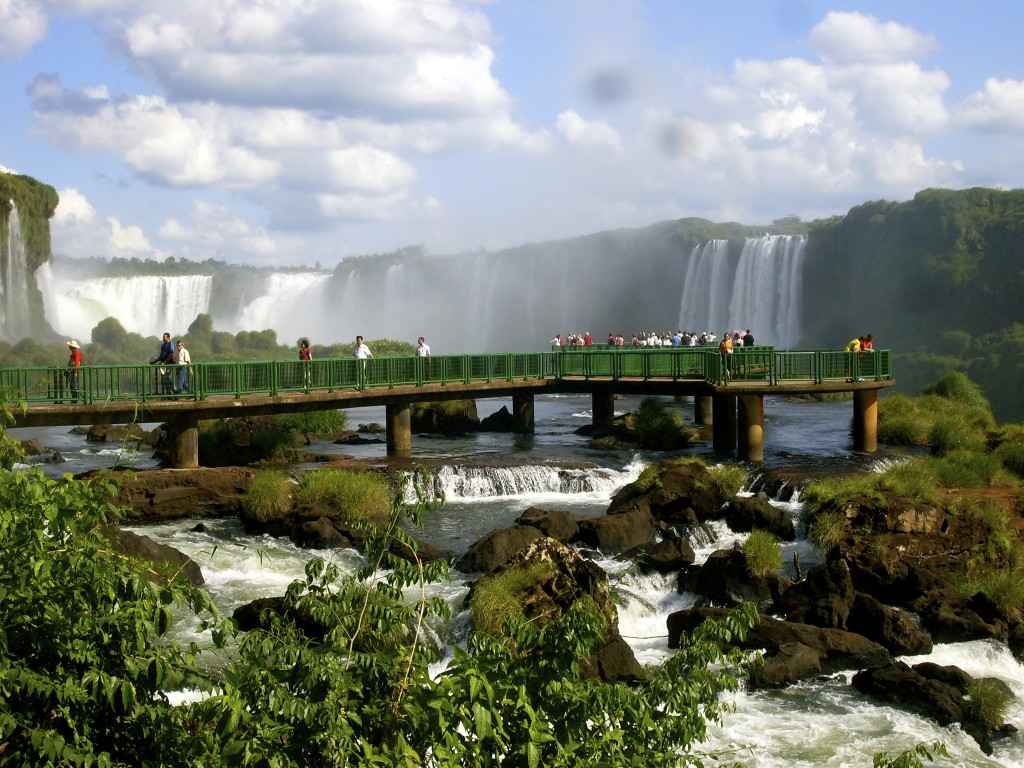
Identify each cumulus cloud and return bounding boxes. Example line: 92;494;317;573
51;187;165;259
809;11;938;66
955;78;1024;134
0;0;48;58
157;201;305;264
556;110;622;152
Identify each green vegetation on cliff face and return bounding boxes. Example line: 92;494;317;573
802;187;1024;421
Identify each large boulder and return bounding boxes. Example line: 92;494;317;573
456;525;544;573
572;508;656;555
515;508;579;541
778;559;856;630
721;494;795;541
487;537;643;684
607;461;735;525
107;527;204;586
847;592;933;656
411;401;480;435
640;534;696;573
101;466;258;522
667;607;891;687
679;548;790;611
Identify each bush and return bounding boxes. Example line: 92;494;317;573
965;566;1024;622
928;412;988;456
926;451;1015;489
966;678;1013;730
809;510;851;553
697;463;748;498
470;560;558;642
927;370;991;412
993;424;1024;477
293;468;393;524
878;461;942;505
631;397;693;450
878;394;929;445
242;469;293;523
743;529;783;577
278;409;349;436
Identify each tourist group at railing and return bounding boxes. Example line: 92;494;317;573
0;344;892;406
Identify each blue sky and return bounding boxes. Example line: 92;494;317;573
2;1;1023;267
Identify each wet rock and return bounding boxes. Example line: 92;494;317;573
679;548;790;611
108;527;204;586
99;466;258;522
573;508;655;555
479;406;514;432
515;507;579;541
847;592;933;656
457;525;544;573
19;438;47;455
639;535;696;573
722;493;795;541
779;559;856;630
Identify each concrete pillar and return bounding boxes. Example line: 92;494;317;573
853;388;879;453
512;393;535;434
592;391;615;434
693;395;713;426
712;394;737;453
166;416;199;468
386;401;412;457
737;394;765;462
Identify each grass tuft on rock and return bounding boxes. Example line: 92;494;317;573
470;560;557;642
242;469;293;523
293;468;392;525
743;529;783;577
965;678;1013;730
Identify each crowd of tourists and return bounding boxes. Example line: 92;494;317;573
550;329;756;348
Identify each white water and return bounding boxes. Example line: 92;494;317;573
2;201;31;341
37;264;214;338
227;271;332;344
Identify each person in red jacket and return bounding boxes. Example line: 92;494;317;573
66;339;82;401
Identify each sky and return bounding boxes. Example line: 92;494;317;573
2;0;1023;268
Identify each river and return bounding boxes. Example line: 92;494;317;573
10;394;1024;766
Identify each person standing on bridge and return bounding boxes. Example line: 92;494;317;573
151;332;175;394
66;340;82;402
299;338;313;391
354;335;372;388
173;339;192;394
415;337;430;357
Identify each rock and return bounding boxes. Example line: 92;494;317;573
750;642;821;688
107;527;204;586
357;423;385;434
86;423;160;448
492;537;643;683
679;548;789;611
667;607;891;686
411;401;480;436
456;526;544;573
607;461;735;525
779;559;856;630
847;592;933;655
573;508;655;555
640;535;696;573
295;517;353;549
19;438;47;455
515;508;579;541
722;494;795;541
852;661;965;727
480;406;515;432
99;466;258;522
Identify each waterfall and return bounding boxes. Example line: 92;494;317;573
229;272;331;343
1;201;31;342
678;235;806;348
37;267;214;340
417;464;641;501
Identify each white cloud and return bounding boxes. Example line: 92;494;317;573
0;0;48;58
556;110;622;152
955;78;1024;134
809;11;938;66
157;200;304;263
51;187;165;259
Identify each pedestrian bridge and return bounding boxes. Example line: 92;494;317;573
2;347;894;467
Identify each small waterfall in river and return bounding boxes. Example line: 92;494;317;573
1;201;32;342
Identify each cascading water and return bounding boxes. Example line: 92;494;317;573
1;201;31;342
678;234;807;348
228;271;331;343
37;266;214;339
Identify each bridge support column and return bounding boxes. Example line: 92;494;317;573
693;395;713;426
386;401;412;457
592;391;615;434
737;394;765;462
166;415;199;468
852;389;878;453
512;393;535;433
712;394;737;454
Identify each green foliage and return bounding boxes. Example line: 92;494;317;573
631;396;693;450
0;387;27;469
410;399;475;419
293;468;393;523
878;394;929;446
965;678;1013;730
877;461;943;506
0;468;220;767
277;408;349;436
633;463;664;493
743;529;783;577
992;423;1024;477
242;469;293;523
695;463;748;498
924;450;1015;489
873;741;950;768
961;566;1024;623
470;561;558;641
925;371;991;411
809;510;851;553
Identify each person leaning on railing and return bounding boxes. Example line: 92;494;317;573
173;339;192;394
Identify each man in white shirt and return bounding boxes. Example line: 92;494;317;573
354;336;372;359
174;339;192;393
415;337;430;356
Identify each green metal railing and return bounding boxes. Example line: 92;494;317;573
0;348;891;405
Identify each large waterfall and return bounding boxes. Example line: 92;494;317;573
1;201;31;342
677;235;806;348
36;233;808;351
